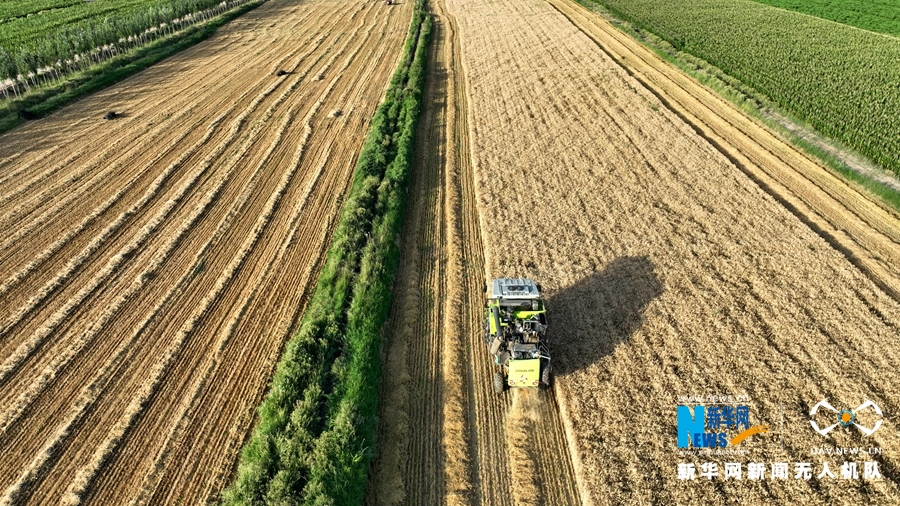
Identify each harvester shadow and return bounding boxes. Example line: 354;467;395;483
547;255;663;376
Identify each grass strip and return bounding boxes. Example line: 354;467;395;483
0;0;264;135
221;3;431;505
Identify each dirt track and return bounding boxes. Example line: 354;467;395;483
0;0;411;503
374;0;900;503
368;0;581;503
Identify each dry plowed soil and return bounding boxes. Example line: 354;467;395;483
372;0;900;503
0;0;411;503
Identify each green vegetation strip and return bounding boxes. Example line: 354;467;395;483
749;0;900;38
589;0;900;177
0;0;81;21
0;0;264;135
0;0;238;52
222;3;431;505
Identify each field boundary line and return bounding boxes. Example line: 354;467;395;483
433;0;475;500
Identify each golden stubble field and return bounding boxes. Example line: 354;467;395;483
0;0;411;503
447;0;900;502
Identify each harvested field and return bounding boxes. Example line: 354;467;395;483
374;0;900;503
0;0;412;503
449;0;900;502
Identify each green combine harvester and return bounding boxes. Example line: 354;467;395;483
483;278;551;393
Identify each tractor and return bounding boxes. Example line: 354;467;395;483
483;278;551;393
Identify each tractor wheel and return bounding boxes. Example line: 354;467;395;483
540;362;552;389
493;371;506;394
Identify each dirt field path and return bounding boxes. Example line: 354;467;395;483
444;0;900;503
0;0;412;503
368;0;582;503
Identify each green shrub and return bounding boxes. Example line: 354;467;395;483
221;2;432;504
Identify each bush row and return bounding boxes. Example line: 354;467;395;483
221;3;431;505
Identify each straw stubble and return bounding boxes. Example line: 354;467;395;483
448;0;900;502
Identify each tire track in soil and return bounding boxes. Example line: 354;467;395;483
439;3;475;503
368;2;449;502
0;0;412;504
369;0;583;503
449;0;512;499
